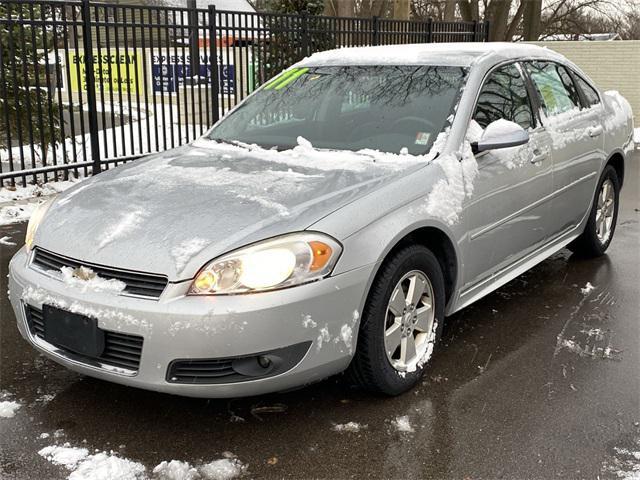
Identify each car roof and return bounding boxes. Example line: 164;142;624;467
297;42;567;69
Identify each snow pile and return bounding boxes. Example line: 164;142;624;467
581;282;595;295
392;415;415;433
198;458;247;480
39;444;146;479
153;457;247;480
58;266;126;294
171;238;210;273
0;400;21;418
152;460;199;480
414;129;478;226
333;422;367;433
0;179;79;204
38;444;90;470
603;91;633;133
0;203;38;225
69;452;146;480
192;135;431;174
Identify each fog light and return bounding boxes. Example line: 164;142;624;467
258;356;271;369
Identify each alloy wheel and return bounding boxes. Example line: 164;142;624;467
596;178;615;244
384;270;436;372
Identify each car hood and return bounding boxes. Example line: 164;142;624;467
36;141;425;281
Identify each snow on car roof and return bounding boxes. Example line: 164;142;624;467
298;42;566;68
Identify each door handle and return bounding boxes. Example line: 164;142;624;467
588;125;603;138
531;150;547;164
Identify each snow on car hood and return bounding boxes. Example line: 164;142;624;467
35;139;427;281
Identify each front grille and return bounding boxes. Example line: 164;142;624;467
167;359;235;384
25;305;144;372
32;248;168;299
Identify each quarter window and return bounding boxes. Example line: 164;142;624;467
574;75;600;107
474;64;535;130
525;61;580;116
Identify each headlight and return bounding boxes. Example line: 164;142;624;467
189;232;342;295
25;197;55;252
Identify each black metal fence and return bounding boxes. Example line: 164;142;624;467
0;0;489;187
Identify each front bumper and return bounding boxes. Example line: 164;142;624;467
9;247;372;398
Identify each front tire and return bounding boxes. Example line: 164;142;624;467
569;165;620;257
348;245;445;395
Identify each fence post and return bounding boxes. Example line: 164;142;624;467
372;16;379;46
80;0;101;175
483;20;491;41
208;5;220;124
187;0;199;83
427;17;433;43
472;19;480;41
300;10;310;57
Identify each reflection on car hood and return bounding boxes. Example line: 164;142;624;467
35;142;424;280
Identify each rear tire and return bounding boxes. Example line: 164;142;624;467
569;165;619;257
348;245;445;396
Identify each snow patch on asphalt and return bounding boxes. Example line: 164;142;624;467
581;282;596;295
0;400;21;418
392;415;415;433
333;422;367;433
38;444;90;470
153;456;247;480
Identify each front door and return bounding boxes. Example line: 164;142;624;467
462;62;553;293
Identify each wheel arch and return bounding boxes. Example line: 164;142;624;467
363;226;459;310
606;150;625;188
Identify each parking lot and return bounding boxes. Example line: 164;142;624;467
1;154;638;479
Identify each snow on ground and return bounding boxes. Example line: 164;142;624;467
38;443;247;480
581;282;596;295
603;436;640;480
0;400;22;418
0;203;38;226
391;415;415;433
0;179;80;203
332;422;367;433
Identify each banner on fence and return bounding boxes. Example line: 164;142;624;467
151;50;237;95
68;50;143;93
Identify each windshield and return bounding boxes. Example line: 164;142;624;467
207;65;466;155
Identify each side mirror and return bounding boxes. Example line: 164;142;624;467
471;119;529;154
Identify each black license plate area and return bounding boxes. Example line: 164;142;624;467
43;305;105;357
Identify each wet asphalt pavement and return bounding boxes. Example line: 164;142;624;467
1;155;638;480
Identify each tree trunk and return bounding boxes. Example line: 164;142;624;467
444;0;456;21
485;0;512;41
523;0;542;41
337;0;355;17
458;0;479;22
392;0;410;20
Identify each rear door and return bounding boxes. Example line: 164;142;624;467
462;62;553;292
523;61;605;239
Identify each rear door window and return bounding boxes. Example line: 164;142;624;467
574;75;600;107
525;61;581;116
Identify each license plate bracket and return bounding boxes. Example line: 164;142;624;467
43;305;105;357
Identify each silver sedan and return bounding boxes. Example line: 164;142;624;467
9;43;634;397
